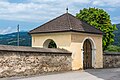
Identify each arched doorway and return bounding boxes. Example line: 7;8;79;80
83;39;92;69
43;39;57;48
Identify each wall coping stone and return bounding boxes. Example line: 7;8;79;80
0;45;72;54
104;52;120;55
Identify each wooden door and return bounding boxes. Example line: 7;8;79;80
83;39;92;69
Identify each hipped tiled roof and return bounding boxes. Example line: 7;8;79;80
29;13;103;35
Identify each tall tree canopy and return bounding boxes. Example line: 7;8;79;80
76;7;117;51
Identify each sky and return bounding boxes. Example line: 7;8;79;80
0;0;120;34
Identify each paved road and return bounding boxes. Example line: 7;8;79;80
1;68;120;80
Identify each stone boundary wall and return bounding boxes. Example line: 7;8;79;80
0;50;72;78
103;52;120;68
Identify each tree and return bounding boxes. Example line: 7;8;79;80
76;7;117;51
105;45;120;52
48;40;57;48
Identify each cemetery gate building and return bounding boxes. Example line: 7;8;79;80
29;12;103;70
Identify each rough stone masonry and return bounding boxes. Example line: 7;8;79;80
103;52;120;68
0;45;72;78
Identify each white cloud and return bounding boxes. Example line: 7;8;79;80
112;16;120;24
113;16;120;20
0;0;119;23
92;0;120;7
0;27;15;34
0;0;65;22
106;8;116;11
92;0;104;6
31;0;90;4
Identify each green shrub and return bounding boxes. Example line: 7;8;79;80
105;45;120;52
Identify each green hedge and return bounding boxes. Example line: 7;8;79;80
105;45;120;52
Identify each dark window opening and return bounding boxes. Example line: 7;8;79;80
48;40;57;48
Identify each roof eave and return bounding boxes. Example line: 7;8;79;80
29;30;103;35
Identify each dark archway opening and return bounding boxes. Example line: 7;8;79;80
48;40;57;48
43;39;57;48
83;39;92;69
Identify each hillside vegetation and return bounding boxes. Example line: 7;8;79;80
0;24;120;52
105;24;120;52
113;24;120;46
0;32;31;46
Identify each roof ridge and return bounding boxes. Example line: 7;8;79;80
67;13;72;30
29;13;67;33
29;13;103;35
82;21;104;34
68;13;104;34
